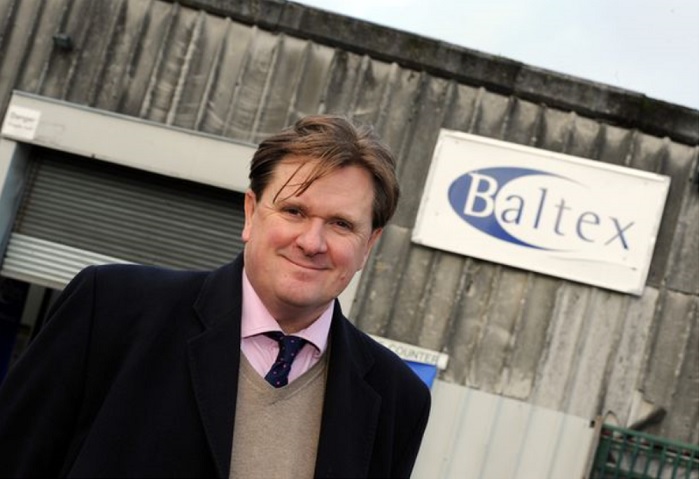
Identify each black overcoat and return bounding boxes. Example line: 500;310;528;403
0;255;431;478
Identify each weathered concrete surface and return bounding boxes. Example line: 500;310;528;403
178;0;699;145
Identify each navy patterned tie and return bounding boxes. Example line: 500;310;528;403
264;332;308;388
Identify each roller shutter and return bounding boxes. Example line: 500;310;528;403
2;147;245;288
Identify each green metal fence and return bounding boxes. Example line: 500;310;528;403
590;423;699;479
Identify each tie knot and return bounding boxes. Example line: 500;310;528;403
264;332;308;367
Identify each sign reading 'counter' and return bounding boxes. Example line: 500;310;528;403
412;130;670;295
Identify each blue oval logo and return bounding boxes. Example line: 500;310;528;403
448;167;574;250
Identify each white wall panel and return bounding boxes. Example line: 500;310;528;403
413;380;595;479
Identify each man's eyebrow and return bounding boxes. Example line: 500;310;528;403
330;213;353;223
275;196;303;208
275;200;362;226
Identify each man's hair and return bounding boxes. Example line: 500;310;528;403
249;115;400;230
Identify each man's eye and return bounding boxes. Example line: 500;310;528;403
334;220;353;231
283;207;302;216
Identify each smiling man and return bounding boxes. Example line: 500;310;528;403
242;156;382;328
0;116;431;478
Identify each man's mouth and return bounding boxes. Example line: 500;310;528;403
284;255;328;271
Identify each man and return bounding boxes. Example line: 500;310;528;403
0;116;431;478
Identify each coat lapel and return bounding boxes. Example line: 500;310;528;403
186;259;383;478
188;258;243;478
314;306;382;478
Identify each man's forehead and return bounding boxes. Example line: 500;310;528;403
273;159;313;184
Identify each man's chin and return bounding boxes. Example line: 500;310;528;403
277;288;336;311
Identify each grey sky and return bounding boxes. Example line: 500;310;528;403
296;0;699;110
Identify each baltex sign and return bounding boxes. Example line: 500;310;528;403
413;130;670;295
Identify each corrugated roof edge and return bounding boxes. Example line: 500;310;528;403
173;0;699;146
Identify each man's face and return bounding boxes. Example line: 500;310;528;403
242;156;382;330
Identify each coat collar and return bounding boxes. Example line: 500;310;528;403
188;257;243;478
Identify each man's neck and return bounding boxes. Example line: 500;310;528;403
270;303;330;334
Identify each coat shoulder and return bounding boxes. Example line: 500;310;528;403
82;263;209;289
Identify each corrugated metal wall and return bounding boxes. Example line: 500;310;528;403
0;0;697;445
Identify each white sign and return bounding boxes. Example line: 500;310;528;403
1;105;41;141
369;335;449;370
413;130;670;295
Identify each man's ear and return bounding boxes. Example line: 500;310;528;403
241;190;257;243
359;228;383;270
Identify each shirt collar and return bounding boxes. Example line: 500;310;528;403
241;268;332;354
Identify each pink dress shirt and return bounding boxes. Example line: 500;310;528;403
240;270;332;384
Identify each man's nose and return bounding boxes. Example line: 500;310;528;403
296;219;328;255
